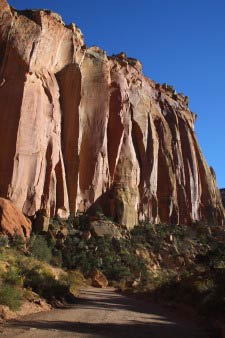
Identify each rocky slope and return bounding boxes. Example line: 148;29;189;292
0;0;224;228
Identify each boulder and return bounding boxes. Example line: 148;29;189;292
90;220;122;239
0;198;31;238
90;269;108;288
0;305;15;322
33;211;50;233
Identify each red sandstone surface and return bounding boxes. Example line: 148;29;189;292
0;197;31;238
0;0;224;228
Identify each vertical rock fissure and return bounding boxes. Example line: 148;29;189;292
41;141;53;214
131;106;147;215
154;118;173;224
178;118;197;224
107;82;124;182
56;64;81;214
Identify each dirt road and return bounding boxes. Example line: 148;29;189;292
1;287;210;337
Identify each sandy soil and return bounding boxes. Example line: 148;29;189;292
0;287;210;338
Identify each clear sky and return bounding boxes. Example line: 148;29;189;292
8;0;225;188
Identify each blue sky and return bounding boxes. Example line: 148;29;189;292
9;0;225;188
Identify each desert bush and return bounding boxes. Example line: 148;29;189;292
0;236;8;248
66;215;79;230
11;235;25;250
67;270;86;294
28;235;52;263
51;248;63;267
62;233;149;284
2;266;23;287
22;263;69;299
0;284;22;310
49;217;62;230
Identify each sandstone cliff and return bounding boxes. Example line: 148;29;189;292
221;189;225;208
0;0;224;228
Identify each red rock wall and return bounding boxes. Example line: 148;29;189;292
0;2;224;227
221;189;225;208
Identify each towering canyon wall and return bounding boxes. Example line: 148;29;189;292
0;1;224;228
221;189;225;208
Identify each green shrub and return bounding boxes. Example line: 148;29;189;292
67;270;86;294
22;264;69;299
28;235;52;263
194;278;214;293
11;235;25;250
50;249;63;267
3;267;23;286
0;284;22;310
49;217;62;230
62;233;149;283
0;236;8;248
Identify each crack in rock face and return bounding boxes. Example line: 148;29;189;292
0;1;224;228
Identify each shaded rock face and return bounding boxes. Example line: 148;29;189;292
220;189;225;208
0;1;224;228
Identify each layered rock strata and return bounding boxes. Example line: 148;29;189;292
0;1;224;228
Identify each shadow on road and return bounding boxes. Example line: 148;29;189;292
8;320;186;338
6;288;210;338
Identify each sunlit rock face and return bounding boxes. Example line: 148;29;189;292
0;197;31;238
0;1;224;228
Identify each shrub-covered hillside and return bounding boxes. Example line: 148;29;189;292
0;213;225;327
